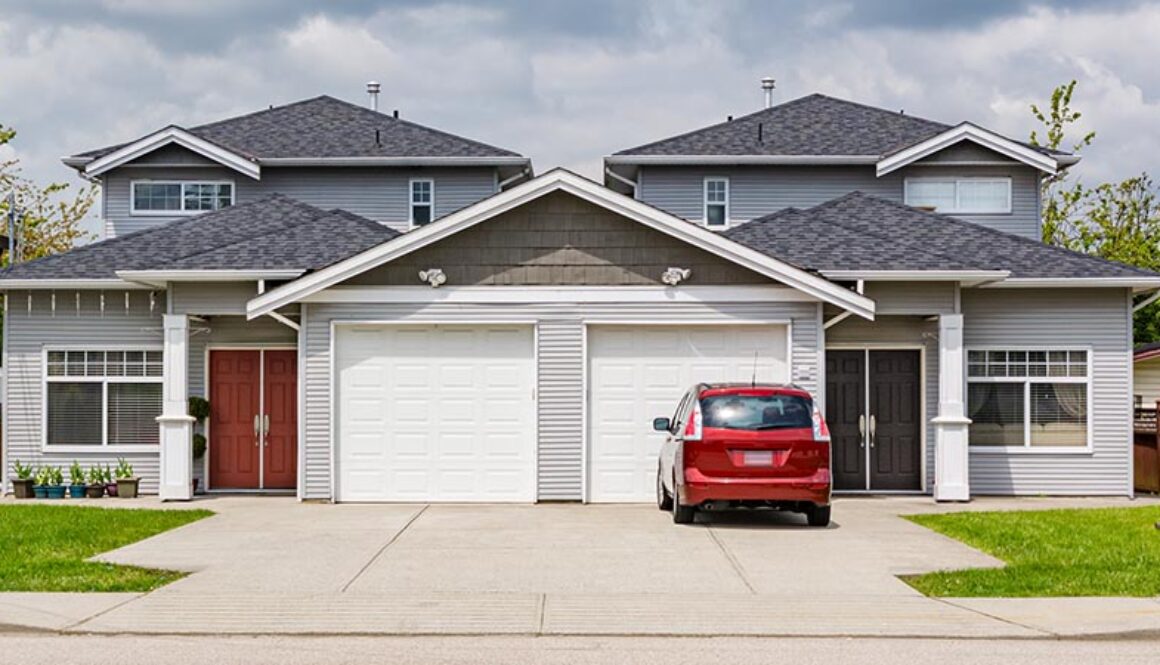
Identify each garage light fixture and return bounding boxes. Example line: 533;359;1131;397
661;267;691;286
418;268;447;287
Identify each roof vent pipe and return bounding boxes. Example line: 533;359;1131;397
366;81;381;111
761;77;776;108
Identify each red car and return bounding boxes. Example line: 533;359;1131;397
653;383;832;526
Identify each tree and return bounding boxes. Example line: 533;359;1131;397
0;123;96;267
1031;82;1160;343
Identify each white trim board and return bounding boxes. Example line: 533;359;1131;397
877;123;1060;177
83;127;261;180
247;169;876;321
302;285;818;305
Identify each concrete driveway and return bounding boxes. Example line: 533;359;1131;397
15;495;1159;637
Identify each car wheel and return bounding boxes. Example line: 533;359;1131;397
805;505;831;528
656;467;673;511
671;477;695;524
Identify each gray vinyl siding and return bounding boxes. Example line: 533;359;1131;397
826;315;940;490
863;281;956;315
3;290;166;493
962;288;1133;496
101;164;498;237
636;163;1042;239
170;282;260;315
912;143;1021;164
301;300;821;501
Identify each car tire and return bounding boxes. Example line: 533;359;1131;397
656;467;673;511
805;505;831;528
672;478;696;524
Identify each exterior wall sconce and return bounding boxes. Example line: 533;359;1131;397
418;268;447;288
661;267;691;286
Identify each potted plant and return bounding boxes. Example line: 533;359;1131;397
10;460;35;499
114;458;139;499
192;433;207;494
190;396;210;495
68;461;86;498
85;466;105;499
45;466;66;499
104;464;117;497
33;466;49;499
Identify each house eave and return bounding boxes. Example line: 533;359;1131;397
876;123;1061;177
81;126;262;180
605;155;880;166
820;270;1011;283
981;277;1160;292
258;156;530;168
115;269;306;287
0;278;153;290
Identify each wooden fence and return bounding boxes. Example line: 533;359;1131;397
1135;402;1159;494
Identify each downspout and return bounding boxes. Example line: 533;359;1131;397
604;167;638;198
1133;289;1160;313
823;280;864;330
258;280;300;331
498;166;531;190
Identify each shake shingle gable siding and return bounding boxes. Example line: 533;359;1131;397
0;195;397;280
724;192;1156;279
615;93;1063;158
73;96;521;161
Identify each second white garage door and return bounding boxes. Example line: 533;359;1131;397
335;324;535;502
587;324;789;503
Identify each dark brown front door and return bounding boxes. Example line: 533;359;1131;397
262;350;298;489
826;350;866;491
209;349;298;491
868;350;922;491
825;349;922;492
209;350;261;489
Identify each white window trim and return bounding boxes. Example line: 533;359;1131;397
42;347;164;452
129;180;236;217
702;176;730;227
966;346;1093;455
904;176;1012;215
409;178;435;229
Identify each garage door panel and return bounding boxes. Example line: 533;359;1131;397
588;324;789;503
337;325;535;502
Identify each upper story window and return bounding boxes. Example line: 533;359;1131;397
904;177;1011;214
45;349;163;449
131;181;234;216
410;179;434;227
703;177;729;227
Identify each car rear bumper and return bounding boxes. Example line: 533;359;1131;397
681;467;830;506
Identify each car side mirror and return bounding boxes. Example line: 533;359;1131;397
652;417;671;432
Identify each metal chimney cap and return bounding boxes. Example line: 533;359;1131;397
366;81;381;94
761;77;776;90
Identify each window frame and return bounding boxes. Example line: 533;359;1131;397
702;176;730;228
903;176;1012;215
966;346;1093;454
42;346;164;453
409;178;436;229
129;179;236;217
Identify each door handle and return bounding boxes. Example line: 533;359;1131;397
253;414;260;447
869;414;877;448
263;414;271;446
858;414;866;448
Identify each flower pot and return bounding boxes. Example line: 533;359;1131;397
85;484;105;499
192;478;200;495
46;485;67;499
69;483;87;498
11;478;35;499
116;478;139;499
106;483;118;498
33;485;48;499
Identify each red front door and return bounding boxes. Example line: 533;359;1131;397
209;349;298;490
262;350;298;489
209;350;261;489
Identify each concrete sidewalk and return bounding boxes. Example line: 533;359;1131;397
1;496;1158;638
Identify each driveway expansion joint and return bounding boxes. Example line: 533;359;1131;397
932;597;1055;638
705;525;756;594
339;504;429;593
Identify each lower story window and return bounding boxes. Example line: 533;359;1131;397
45;350;163;447
967;349;1089;449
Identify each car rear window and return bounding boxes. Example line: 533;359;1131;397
700;394;813;431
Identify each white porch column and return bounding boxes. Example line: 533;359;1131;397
933;313;971;501
157;314;194;501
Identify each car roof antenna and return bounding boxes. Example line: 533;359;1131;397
751;350;758;387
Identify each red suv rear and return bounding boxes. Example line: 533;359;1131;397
653;383;832;526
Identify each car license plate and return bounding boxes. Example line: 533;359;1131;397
741;450;774;466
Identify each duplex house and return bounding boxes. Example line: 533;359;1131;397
2;91;1158;504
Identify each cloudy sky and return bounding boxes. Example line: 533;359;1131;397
2;0;1158;237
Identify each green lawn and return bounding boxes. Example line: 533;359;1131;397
0;504;212;592
903;505;1160;597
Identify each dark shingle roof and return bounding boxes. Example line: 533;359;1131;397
0;195;397;280
724;192;1158;279
615;93;1063;158
73;96;522;161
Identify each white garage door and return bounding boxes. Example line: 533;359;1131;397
336;324;535;502
587;324;789;503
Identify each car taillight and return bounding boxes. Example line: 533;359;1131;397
684;400;703;442
812;403;830;442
